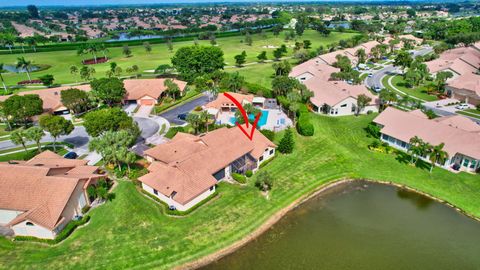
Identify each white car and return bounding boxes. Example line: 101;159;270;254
455;103;470;110
367;73;373;78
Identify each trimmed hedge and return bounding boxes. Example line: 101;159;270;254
232;173;247;184
141;189;217;216
297;113;314;136
244;82;273;98
260;129;275;141
165;127;184;139
245;170;253;178
14;215;90;244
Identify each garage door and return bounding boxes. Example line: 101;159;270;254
139;99;155;106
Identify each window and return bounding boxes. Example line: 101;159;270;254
210;186;214;191
265;148;268;152
270;149;274;155
26;222;34;226
153;189;158;195
470;160;477;169
259;156;264;161
463;159;469;167
340;104;347;108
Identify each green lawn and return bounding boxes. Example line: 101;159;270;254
383;75;438;102
1;31;359;88
0;145;68;162
1;114;479;269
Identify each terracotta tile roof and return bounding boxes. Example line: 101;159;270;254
373;107;480;159
0;85;91;112
123;79;187;101
0;151;105;230
447;73;480;96
141;126;275;205
289;61;338;81
306;78;377;107
204;92;254;110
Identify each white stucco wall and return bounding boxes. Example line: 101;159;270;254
12;220;55;239
142;183;215;212
0;209;23;225
256;147;276;169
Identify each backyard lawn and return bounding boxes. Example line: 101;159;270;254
1;113;479;270
383;75;438;102
1;30;359;87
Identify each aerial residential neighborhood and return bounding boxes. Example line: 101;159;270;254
1;1;480;269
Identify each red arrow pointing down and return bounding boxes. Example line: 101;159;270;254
223;92;261;141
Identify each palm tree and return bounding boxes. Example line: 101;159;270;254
408;136;423;164
16;57;33;81
200;110;210;133
0;63;7;92
86;43;99;64
10;130;28;153
355;48;367;65
70;65;79;83
25;126;44;153
186;114;201;135
379;89;397;110
428;143;449;174
99;43;109;60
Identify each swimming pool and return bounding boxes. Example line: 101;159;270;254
229;110;269;127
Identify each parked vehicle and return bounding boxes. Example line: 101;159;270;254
177;113;188;120
368;73;373;78
455;103;470;110
64;152;78;159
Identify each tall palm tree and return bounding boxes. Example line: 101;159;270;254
16;57;33;81
429;143;449;174
86;43;99;64
99;43;109;60
200;110;210;133
408;136;423;164
70;65;79;82
0;63;7;92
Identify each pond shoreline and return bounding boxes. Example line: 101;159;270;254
175;178;480;270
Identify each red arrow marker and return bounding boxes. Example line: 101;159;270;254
223;92;261;141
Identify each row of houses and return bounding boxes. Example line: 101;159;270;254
289;47;379;116
425;42;480;105
0;151;107;239
0;78;187;115
374;107;480;173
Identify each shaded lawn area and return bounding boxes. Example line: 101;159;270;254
1;114;479;269
1;31;359;87
387;75;438;102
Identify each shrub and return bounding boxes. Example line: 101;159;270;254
81;205;90;214
365;122;381;138
245;170;253;178
232;173;247;184
255;171;273;191
278;128;294;154
260;129;275;141
194;106;202;111
296;114;314;136
165;126;184;139
14;215;90;244
244;82;273;98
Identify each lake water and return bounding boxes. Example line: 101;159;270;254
3;65;40;73
201;181;480;270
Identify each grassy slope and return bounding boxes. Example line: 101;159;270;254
1;114;479;270
1;31;358;87
385;75;438;102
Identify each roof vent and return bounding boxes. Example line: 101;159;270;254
54;92;58;95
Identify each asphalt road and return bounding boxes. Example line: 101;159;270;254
365;47;434;90
134;117;159;139
160;94;210;125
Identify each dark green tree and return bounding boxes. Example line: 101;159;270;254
171;45;224;82
39;115;74;151
90;77;126;106
278;128;294;154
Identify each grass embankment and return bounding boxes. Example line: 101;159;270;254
383;75;438;102
1;31;358;88
0;143;70;161
0;114;479;269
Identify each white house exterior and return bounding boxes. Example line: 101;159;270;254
140;126;276;211
374;107;480;173
0;151;106;239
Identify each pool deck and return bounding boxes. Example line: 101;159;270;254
215;109;292;131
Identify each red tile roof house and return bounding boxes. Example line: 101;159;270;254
0;151;106;239
0;85;91;115
139;126;276;211
123;78;187;106
373;107;480;173
290;59;379;116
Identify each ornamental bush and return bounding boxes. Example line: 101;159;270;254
232;173;247;184
245;170;253;178
296;114;314;136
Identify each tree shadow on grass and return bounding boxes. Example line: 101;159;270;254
395;152;430;171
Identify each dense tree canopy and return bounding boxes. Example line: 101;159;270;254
171;45;225;82
90;77;126;106
60;88;91;114
39;114;74;151
3;94;43;126
83;107;139;137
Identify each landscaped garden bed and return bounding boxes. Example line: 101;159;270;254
17;79;43;85
82;57;108;65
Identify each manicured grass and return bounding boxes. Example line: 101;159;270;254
465;108;480;115
152;89;201;114
456;110;480;120
0;145;68;162
1;114;479;269
1;31;359;87
227;59;297;89
382;75;438;102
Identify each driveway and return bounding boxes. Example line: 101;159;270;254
160;94;210;125
134;117;160;139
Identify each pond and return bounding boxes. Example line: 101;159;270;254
3;65;40;73
201;181;480;270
